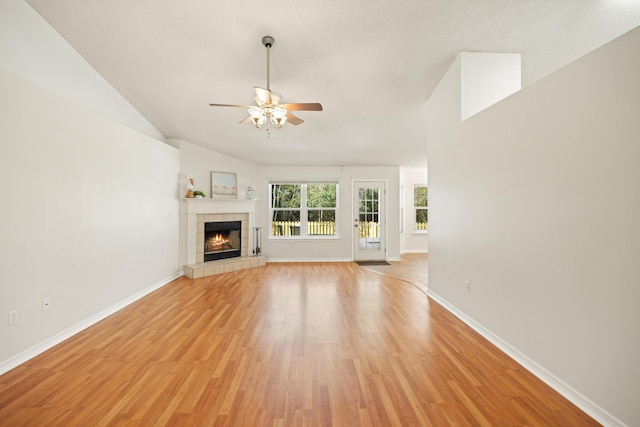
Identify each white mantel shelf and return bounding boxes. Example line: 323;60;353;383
183;198;259;266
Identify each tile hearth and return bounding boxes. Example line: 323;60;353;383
183;256;266;279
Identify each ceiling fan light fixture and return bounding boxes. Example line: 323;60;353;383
248;107;266;128
270;107;287;128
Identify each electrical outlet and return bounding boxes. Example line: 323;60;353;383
465;281;471;292
8;310;18;325
43;297;50;310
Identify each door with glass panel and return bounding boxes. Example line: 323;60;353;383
354;181;386;261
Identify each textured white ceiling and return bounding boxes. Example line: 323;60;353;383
25;0;640;166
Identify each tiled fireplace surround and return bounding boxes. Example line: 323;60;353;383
183;198;265;279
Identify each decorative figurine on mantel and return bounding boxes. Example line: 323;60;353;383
186;176;195;198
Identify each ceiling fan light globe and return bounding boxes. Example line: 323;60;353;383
271;114;287;128
248;106;263;119
248;107;266;128
271;107;287;127
271;107;287;119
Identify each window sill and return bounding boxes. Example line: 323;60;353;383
412;230;428;236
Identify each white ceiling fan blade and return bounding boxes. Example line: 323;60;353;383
254;87;272;106
271;92;283;105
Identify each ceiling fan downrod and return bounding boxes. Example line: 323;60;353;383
262;36;275;91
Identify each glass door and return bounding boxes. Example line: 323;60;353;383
354;181;386;261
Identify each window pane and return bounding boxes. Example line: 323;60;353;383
414;186;428;207
308;210;335;222
308;210;336;235
416;208;428;230
272;210;301;236
307;184;337;208
271;184;301;208
272;210;300;222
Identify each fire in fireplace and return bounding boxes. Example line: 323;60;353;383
204;221;241;261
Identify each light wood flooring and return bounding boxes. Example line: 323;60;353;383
0;258;598;426
358;253;429;294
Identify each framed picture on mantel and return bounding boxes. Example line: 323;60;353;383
211;171;237;199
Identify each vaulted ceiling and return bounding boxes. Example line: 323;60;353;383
25;0;640;167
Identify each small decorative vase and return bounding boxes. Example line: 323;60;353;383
245;185;256;199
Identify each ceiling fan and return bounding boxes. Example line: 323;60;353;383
209;36;323;129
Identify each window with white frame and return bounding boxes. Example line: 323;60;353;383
270;182;338;237
414;184;428;231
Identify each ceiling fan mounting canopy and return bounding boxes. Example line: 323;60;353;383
209;35;322;129
262;36;275;48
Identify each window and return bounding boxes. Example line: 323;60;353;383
270;183;338;237
414;185;428;231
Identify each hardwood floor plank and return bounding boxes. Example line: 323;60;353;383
0;260;599;426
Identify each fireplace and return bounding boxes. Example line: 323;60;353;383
204;221;241;261
184;199;264;278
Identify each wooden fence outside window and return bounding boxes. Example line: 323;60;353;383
271;221;382;237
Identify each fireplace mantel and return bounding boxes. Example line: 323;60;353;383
184;198;258;266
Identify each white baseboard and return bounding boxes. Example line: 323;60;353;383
426;289;624;427
265;258;403;263
265;258;352;263
0;271;182;376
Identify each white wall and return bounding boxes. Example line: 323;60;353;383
256;166;400;262
400;167;428;253
0;0;164;141
0;70;180;370
0;0;180;373
426;27;640;426
461;52;521;121
176;139;261;201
